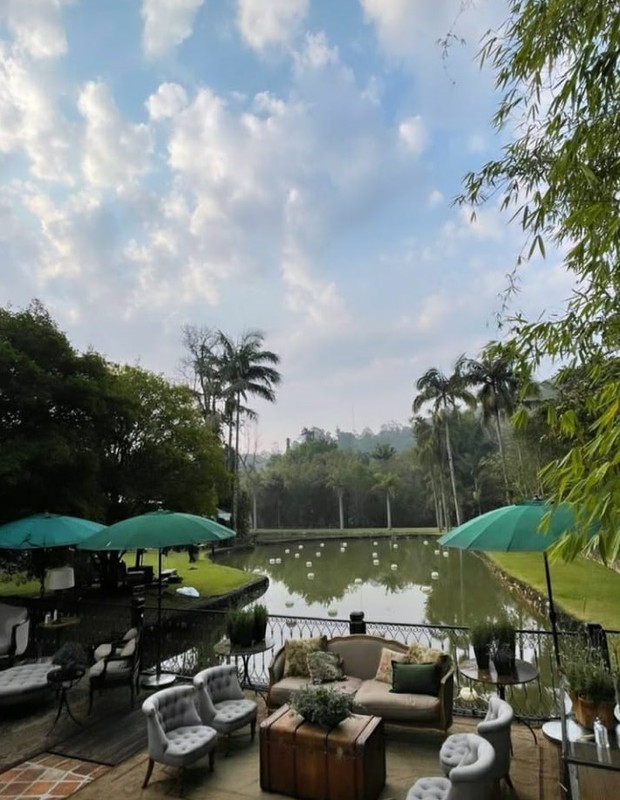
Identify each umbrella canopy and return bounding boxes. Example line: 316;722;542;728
438;500;597;667
79;510;235;551
0;513;105;549
437;500;589;553
78;509;236;687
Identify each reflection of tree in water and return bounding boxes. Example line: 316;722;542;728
221;539;546;628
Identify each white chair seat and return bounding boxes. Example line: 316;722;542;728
165;724;218;765
213;698;257;731
193;664;258;754
406;776;450;800
439;733;470;774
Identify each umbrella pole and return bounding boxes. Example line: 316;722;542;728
544;551;561;668
141;548;175;688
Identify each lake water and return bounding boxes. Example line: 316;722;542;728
220;536;547;630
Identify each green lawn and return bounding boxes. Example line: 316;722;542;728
0;551;253;605
488;552;620;630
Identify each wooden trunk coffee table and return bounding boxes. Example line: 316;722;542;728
259;705;386;800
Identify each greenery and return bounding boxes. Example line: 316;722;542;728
252;603;268;625
469;620;494;650
289;685;354;728
563;641;617;703
226;607;255;646
488;553;620;630
457;1;620;562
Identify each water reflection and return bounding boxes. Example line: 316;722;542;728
221;538;547;629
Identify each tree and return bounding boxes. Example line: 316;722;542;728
218;330;281;529
372;473;400;529
412;359;476;526
462;347;520;504
459;1;620;560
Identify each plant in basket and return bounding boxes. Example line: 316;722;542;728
469;620;494;670
289;685;354;729
563;640;618;730
252;603;269;643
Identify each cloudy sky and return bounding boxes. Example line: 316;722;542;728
0;0;573;452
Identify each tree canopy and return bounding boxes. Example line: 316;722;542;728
459;1;620;560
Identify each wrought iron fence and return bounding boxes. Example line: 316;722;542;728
46;598;608;723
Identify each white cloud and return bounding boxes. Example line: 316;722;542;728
428;189;444;208
0;0;70;60
398;115;427;155
146;82;188;120
236;0;308;52
78;81;153;189
141;0;204;59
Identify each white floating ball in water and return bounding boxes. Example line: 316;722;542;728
327;608;338;617
431;571;439;580
372;552;378;558
354;578;363;584
393;543;398;549
390;564;398;570
373;541;378;546
268;558;274;564
284;548;290;554
298;544;303;549
285;601;294;608
442;551;449;558
320;542;325;547
307;572;315;580
423;540;429;546
434;549;440;555
315;552;321;557
294;553;300;559
306;561;312;567
275;558;282;564
373;559;379;566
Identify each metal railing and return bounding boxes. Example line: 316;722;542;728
44;598;612;723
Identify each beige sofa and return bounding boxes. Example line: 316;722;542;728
267;634;453;732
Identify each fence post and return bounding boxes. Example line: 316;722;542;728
349;611;366;634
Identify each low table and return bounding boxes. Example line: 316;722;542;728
259;705;385;800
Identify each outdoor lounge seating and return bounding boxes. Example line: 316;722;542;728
0;602;30;666
0;662;54;707
88;627;142;712
440;697;513;790
193;664;258;754
92;626;139;661
407;733;495;800
142;684;218;792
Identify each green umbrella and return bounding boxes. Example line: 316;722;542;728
438;500;597;666
79;510;236;686
0;513;105;549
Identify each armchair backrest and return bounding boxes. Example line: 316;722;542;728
142;685;202;757
448;733;495;800
0;603;29;659
476;696;512;777
193;664;243;724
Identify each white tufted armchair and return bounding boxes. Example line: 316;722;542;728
193;664;258;755
142;684;218;792
408;733;495;800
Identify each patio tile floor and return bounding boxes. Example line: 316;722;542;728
0;756;109;800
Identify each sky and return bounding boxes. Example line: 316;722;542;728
0;0;574;454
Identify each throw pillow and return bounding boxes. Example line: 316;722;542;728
407;643;450;670
374;647;408;684
283;636;328;678
307;651;345;684
390;662;440;696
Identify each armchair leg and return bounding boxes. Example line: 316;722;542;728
250;718;256;742
209;749;215;772
142;758;154;788
504;773;515;793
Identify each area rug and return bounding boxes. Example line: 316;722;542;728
71;714;560;800
48;707;147;766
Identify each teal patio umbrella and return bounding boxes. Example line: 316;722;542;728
0;513;105;549
438;500;597;667
79;510;236;686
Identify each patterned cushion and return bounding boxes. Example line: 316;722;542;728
374;647;408;684
407;643;450;669
283;637;327;678
307;651;345;684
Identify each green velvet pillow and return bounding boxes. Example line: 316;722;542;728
390;661;439;696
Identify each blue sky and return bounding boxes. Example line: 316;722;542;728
0;1;573;452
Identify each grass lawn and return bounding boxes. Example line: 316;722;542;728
0;551;253;605
254;527;441;541
489;552;620;630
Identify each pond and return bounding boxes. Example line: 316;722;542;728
220;536;548;630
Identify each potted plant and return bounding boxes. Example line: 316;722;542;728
226;608;255;647
564;643;617;729
488;617;516;675
289;685;354;729
252;603;269;643
469;620;493;670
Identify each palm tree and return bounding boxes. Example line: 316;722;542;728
462;349;520;504
412;358;476;527
372;472;400;529
218;330;281;529
412;415;450;529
